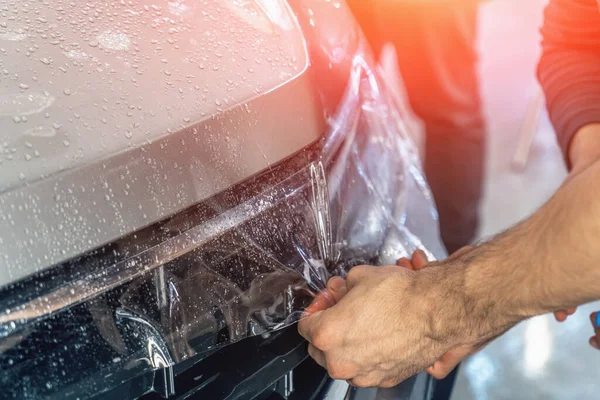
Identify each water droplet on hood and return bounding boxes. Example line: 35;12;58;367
0;92;55;117
24;126;57;137
0;32;27;42
96;31;131;51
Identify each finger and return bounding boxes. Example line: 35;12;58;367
308;343;327;368
555;308;577;322
298;310;325;343
396;257;416;270
411;249;429;270
426;345;472;380
590;336;599;350
327;277;348;304
427;361;459;380
303;291;336;316
554;310;568;322
589;312;600;343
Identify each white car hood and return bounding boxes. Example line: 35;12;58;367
0;0;324;286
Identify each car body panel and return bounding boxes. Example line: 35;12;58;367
0;1;441;399
0;0;324;286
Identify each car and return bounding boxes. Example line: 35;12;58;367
0;1;446;399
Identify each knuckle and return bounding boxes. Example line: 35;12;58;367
312;322;336;349
345;267;360;283
312;330;331;350
326;362;353;380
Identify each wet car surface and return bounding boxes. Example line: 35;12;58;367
0;1;443;399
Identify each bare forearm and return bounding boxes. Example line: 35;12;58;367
422;159;600;346
486;159;600;314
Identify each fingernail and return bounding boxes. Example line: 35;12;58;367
328;277;346;293
595;312;600;328
304;293;331;315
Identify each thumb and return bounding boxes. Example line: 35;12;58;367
298;309;325;344
303;277;347;316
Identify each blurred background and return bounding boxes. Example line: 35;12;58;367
373;0;600;398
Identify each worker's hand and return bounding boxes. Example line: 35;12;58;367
301;247;480;383
298;252;487;388
589;312;600;350
305;250;466;381
554;307;577;322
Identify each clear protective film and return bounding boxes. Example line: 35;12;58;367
0;2;445;399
